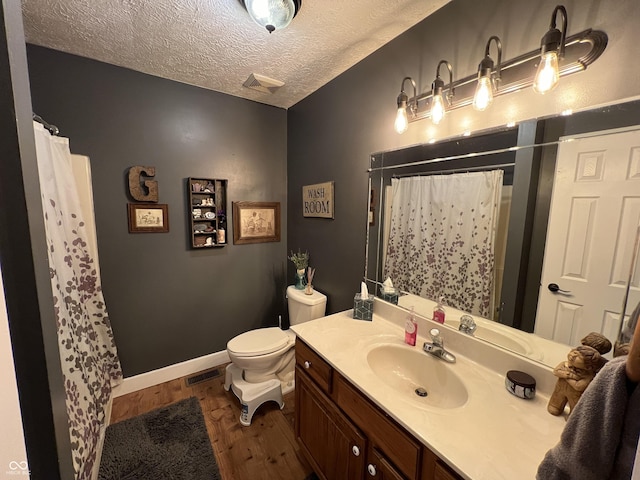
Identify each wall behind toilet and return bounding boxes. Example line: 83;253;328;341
27;45;288;377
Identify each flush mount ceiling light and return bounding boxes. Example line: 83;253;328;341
392;5;607;132
243;0;302;33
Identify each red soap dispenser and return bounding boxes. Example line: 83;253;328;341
433;297;446;324
405;306;418;346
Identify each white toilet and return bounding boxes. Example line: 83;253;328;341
224;285;327;425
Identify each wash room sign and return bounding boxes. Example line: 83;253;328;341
302;181;334;219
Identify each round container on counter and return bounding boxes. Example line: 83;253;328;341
505;370;536;399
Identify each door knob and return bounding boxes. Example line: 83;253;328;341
352;445;360;457
304;361;311;369
367;464;377;476
548;283;571;294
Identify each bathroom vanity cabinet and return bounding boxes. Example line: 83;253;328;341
187;177;227;248
295;339;463;480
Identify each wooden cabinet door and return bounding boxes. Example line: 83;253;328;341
296;366;366;480
433;462;462;480
333;374;420;478
366;447;406;480
421;449;463;480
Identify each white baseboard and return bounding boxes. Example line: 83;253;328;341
112;350;230;397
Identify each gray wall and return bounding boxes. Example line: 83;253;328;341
27;45;288;377
287;0;640;315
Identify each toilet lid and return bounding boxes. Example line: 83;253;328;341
227;327;292;357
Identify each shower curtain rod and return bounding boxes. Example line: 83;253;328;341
391;162;515;178
33;113;59;136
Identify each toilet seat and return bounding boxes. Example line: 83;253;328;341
227;327;294;357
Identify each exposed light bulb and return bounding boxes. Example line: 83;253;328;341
472;76;494;111
394;78;415;134
430;94;446;125
533;51;560;94
394;107;409;134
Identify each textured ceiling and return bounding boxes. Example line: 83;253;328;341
21;0;450;109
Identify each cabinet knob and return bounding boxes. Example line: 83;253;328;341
304;361;311;369
352;445;360;457
367;464;377;476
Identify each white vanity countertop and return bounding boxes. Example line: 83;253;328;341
291;310;567;480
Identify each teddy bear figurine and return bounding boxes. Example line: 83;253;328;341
547;345;603;416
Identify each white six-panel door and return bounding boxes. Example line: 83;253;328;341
535;127;640;346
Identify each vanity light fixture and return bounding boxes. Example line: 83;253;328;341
243;0;302;33
472;36;502;111
392;5;606;132
430;60;454;125
394;77;417;134
533;5;567;94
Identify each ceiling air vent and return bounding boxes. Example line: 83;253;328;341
243;73;284;94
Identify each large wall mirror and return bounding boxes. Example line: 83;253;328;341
365;99;640;368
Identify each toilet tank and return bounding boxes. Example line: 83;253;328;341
287;285;327;326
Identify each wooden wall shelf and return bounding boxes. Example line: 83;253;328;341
187;177;228;249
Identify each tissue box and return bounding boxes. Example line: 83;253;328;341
353;293;374;321
379;287;399;305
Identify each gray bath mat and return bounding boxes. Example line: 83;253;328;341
98;396;220;480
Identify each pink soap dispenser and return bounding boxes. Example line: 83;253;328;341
433;297;446;324
405;306;418;346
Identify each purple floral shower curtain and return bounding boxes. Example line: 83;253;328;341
384;171;503;318
33;122;122;479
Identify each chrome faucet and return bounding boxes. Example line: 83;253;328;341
458;314;477;335
422;328;456;363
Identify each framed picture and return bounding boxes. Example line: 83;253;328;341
232;201;281;245
127;203;169;233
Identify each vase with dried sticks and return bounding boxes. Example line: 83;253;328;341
305;267;315;295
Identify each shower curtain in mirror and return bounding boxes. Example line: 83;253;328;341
33;122;122;480
384;170;503;318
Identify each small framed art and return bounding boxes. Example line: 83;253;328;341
127;203;169;233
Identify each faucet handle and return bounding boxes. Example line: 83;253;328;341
459;314;477;335
429;328;443;346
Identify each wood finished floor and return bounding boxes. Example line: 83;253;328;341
110;365;314;480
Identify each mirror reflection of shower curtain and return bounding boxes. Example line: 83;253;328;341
384;171;503;318
33;122;122;480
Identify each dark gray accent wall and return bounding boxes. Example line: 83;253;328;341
27;45;288;376
286;33;407;313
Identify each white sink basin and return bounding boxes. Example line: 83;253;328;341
366;344;468;409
